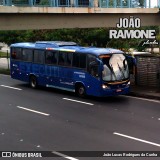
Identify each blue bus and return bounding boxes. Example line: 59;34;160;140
10;41;130;97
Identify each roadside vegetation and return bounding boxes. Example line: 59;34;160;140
0;51;10;58
0;69;10;75
0;27;159;54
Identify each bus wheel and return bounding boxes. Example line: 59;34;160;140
76;84;86;97
30;76;37;89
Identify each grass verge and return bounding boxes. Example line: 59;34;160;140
0;69;10;75
0;51;10;58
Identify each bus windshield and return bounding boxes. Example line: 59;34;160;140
100;54;129;81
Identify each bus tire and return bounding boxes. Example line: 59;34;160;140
76;84;86;97
29;75;37;89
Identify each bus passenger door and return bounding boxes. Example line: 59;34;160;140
86;55;101;96
32;50;46;86
45;51;60;88
58;51;74;91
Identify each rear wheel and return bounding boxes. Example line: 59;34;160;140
76;84;86;97
29;76;37;89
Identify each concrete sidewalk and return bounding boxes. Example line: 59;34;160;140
0;58;10;69
129;85;160;100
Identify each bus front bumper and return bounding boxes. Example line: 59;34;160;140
100;86;130;97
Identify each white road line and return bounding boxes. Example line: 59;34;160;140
0;85;22;91
123;95;160;104
52;151;79;160
113;132;160;147
63;98;94;106
17;106;50;116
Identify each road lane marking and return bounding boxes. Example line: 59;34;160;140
63;98;94;106
17;106;50;116
0;85;22;91
123;95;160;104
52;151;79;160
113;132;160;147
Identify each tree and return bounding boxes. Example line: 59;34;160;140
138;0;145;7
0;26;158;53
0;28;110;47
122;0;145;7
0;31;26;45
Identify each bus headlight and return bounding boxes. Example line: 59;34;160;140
102;84;109;89
127;81;130;86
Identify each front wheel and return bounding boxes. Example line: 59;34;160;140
29;76;37;89
76;84;86;97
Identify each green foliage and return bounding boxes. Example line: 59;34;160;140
0;51;10;58
0;69;10;75
156;34;160;41
0;26;159;53
139;0;145;7
107;38;131;52
0;28;110;47
0;30;26;45
39;0;50;5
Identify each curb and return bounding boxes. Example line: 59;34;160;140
129;91;160;101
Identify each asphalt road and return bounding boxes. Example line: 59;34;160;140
0;74;160;160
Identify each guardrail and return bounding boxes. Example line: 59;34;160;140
0;0;159;8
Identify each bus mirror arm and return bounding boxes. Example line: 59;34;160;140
96;59;103;70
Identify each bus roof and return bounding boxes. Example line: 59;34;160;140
10;41;124;56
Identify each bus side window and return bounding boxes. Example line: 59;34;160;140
79;54;86;69
72;53;79;68
46;51;58;65
66;53;72;66
58;52;65;66
11;48;22;60
34;50;45;64
22;49;33;62
72;53;86;69
58;52;72;66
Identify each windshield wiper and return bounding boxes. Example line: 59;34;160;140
110;64;117;81
117;62;125;79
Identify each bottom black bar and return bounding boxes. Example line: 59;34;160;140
0;151;160;158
